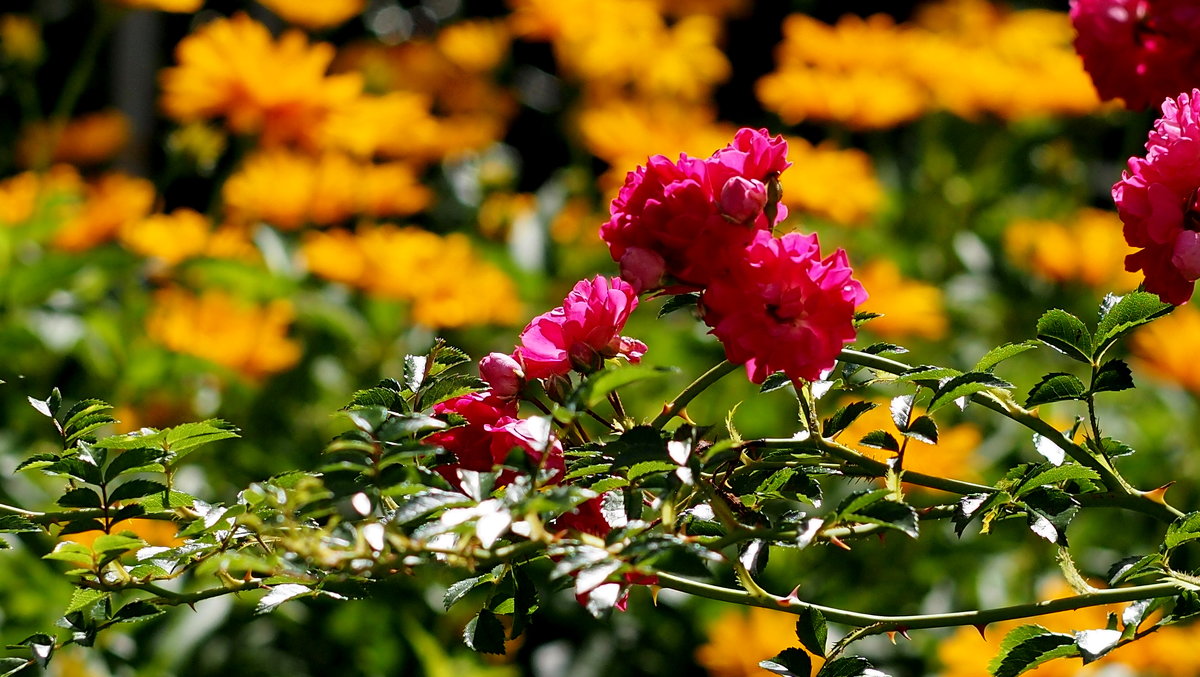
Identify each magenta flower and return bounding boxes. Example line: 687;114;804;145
701;230;867;384
428;393;565;488
514;276;646;379
1113;89;1200;304
600;128;790;291
1071;0;1200;110
478;352;524;400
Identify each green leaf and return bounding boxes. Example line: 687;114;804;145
658;292;700;318
389;489;474;525
428;342;471;376
953;492;1000;536
928;372;1013;412
1074;629;1121;664
108;480;169;503
57;488;102;509
1025;373;1087;407
760;372;792;394
609;426;668;467
903;416;938;445
988;625;1076;677
1165;512;1200;550
566;365;673;412
894;365;962;383
1023;487;1078;545
63;400;113;435
794;608;827;657
862;343;908;355
1107;554;1163;586
1091;360;1134;394
815;656;887;677
1094;292;1173;359
43;541;94;566
626;460;678;481
91;533;144;556
404;354;428;392
164;420;240;460
348;386;405;410
845;499;919;538
64;413;118;447
28;390;60;419
853;311;882;327
15;453;60;473
418;375;487;410
1035;309;1092;363
112;600;164;623
463;608;507;654
92;429;166;450
760;648;812;677
0;516;41;533
822;402;877;439
103;448;166;481
974;341;1040;373
1013;464;1101;497
256;584;312;614
444;573;496;610
65;588;109;614
858;430;899;452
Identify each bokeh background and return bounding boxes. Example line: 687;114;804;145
3;0;1200;675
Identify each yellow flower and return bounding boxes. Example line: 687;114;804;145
653;0;750;18
0;14;43;65
1004;209;1140;291
54;172;156;252
319;91;443;160
107;0;203;11
0;165;83;228
257;0;365;30
222;149;431;229
437;20;511;73
696;606;823;677
118;208;213;265
856;260;948;341
18;110;131;168
146;287;302;379
160;13;362;148
166;122;227;174
301;225;522;328
1130;305;1200;395
782;136;882;225
836;401;983;489
63;519;185;549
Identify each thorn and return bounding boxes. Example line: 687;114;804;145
777;585;802;606
650;586;660;606
829;536;852;551
974;623;987;640
1144;482;1175;504
679;408;695;425
898;627;911;641
187;603;197;612
886;631;897;644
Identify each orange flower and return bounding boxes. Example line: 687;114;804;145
146;287;302;379
1130;304;1200;394
436;20;511;73
54;173;156;252
107;0;202;11
783;136;883;225
856;259;948;341
119;208;213;265
18;110;130;169
0;165;83;228
697;606;824;677
160;13;362;148
837;401;983;489
63;519;185;549
1004;209;1140;291
257;0;365;30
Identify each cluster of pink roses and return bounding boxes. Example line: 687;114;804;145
1113;89;1200;304
602;128;867;384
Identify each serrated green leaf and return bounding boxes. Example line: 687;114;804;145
404;354;428;392
862;342;908;356
91;533;145;555
418;374;487;410
463;608;507;654
44;541;94;566
1092;360;1134;395
565;463;613;481
822;402;878;439
760;372;792;394
0;658;31;677
256;584;312;614
92;428;167;450
1036;309;1092;363
658;292;700;318
389;490;474;525
164;420;240;459
1107;554;1162;586
15;453;60;473
858;430;899;452
103;447;166;481
63;400;113;435
894;365;962;382
795;608;827;658
988;625;1076;677
1025;373;1087;407
566;365;673;412
57;488;102;509
444;573;495;610
929;372;1013;412
0;516;41;533
1023;487;1078;545
65;587;108;614
1014;464;1101;497
845;499;919;538
903;415;938;444
975;341;1040;372
815;656;886;677
760;648;812;677
1165;512;1200;550
108;479;169;503
588;476;630;493
626;460;678;481
1094;292;1173;359
112;600;164;623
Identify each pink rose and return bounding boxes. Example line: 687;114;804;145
1113;89;1200;304
479;352;524;400
514;276;646;379
719;176;768;224
701;230;867;384
1071;0;1200;110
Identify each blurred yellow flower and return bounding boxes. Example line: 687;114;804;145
222;149;431;229
160;13;362;148
856;260;948;341
1130;305;1200;394
654;0;750;18
758;1;1102;129
63;519;185;549
146;287;302;379
838;401;983;488
301;225;522;328
1004;209;1140;291
107;0;203;11
783;136;883;225
0;165;83;227
118;208;255;265
257;0;365;30
437;20;511;73
696;606;823;677
54;172;156;252
0;14;42;65
18;110;130;168
166;122;227;174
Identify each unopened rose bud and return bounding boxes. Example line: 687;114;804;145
479;352;524;399
619;247;666;293
1173;230;1200;280
544;372;572;404
568;341;604;374
719;176;768;225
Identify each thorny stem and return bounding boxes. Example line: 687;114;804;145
654;572;1181;636
836;349;1183;521
651;360;740;429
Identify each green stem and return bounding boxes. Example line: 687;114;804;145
654;572;1181;634
651;360;740;429
836;349;1183;521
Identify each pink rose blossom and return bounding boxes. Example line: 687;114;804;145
600;128;790;291
1113;89;1200;304
514;276;646;379
1070;0;1200;110
428;393;565;488
617;247;667;293
701;230;867;384
479;352;524;400
719;176;768;224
